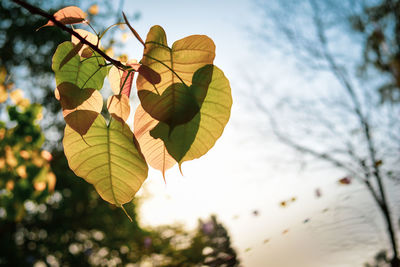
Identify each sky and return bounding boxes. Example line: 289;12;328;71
103;1;400;266
26;0;398;266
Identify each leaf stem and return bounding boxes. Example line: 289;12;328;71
99;22;125;40
120;204;133;222
143;54;187;86
80;66;103;89
119;70;134;95
86;21;99;38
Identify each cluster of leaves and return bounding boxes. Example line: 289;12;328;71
47;6;232;211
0;67;55;222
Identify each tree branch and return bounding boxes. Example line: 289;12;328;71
12;0;129;70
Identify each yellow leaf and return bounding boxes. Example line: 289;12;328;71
57;82;103;135
108;66;124;95
134;105;176;179
150;66;232;167
41;150;53;161
9;89;24;105
5;146;17;167
0;158;5;169
137;26;215;128
32;151;44;167
38;6;86;30
34;182;46;192
47;172;56;192
16;165;27;179
19;150;30;160
107;95;131;122
63;116;148;205
18;98;30;108
88;4;99;15
6;180;14;191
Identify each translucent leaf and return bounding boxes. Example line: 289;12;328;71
137;25;215;127
57;82;102;135
63;116;148;205
134;105;176;178
107;94;130;122
59;42;83;69
108;61;139;96
150;65;232;167
52;41;107;90
38;6;86;30
71;29;100;58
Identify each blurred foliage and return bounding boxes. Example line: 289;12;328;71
350;0;400;103
0;67;55;223
0;1;240;266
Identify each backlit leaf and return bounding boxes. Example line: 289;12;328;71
57;82;103;135
107;94;130;122
108;60;139;96
38;6;86;30
133;105;176;178
138;64;161;85
137;25;215;126
52;41;107;90
71;29;100;58
150;65;232;167
63;116;148;205
59;42;83;69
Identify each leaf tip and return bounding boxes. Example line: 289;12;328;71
178;163;184;176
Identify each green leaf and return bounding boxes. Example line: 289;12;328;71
63;116;148;205
52;41;107;90
137;25;215;126
150;65;232;166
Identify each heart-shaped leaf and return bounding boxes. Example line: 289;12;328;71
56;82;102;135
150;65;232;167
134;105;176;179
38;6;86;30
138;64;213;131
107;94;130;122
52;41;107;90
137;25;215;126
63;116;148;205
